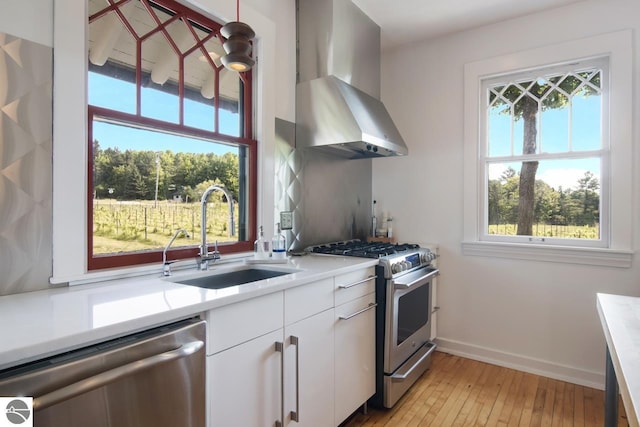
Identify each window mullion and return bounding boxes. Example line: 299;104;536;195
136;40;142;116
510;104;515;156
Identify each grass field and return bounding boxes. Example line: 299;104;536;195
93;199;237;254
488;223;599;239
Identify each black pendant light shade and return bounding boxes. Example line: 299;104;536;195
220;21;255;72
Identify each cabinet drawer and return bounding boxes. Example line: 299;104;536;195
206;291;283;355
334;293;376;425
284;277;334;325
334;267;376;306
207;328;282;426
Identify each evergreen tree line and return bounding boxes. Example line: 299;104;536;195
488;167;600;227
93;140;240;202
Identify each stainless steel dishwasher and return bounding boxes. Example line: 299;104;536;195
0;318;206;427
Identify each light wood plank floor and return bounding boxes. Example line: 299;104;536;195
345;351;628;427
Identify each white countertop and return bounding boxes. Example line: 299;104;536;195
0;254;378;371
597;293;640;427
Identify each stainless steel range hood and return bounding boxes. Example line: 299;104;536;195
296;0;408;159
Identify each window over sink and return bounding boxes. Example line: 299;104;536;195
462;30;633;267
87;0;257;270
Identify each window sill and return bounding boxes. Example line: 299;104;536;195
461;241;633;268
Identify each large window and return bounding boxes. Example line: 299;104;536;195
88;0;256;270
463;31;633;267
480;58;607;247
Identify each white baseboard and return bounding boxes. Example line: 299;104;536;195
435;337;605;390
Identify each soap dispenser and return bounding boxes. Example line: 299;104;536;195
272;222;287;259
253;225;270;259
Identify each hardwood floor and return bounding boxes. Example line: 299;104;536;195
345;351;628;427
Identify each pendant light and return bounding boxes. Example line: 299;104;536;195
220;0;255;72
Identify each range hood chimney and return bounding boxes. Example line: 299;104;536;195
295;0;408;159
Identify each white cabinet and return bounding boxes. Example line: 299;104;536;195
334;268;376;306
206;266;376;427
284;309;334;426
205;291;283;355
208;329;283;426
333;269;376;426
206;292;284;427
283;276;334;426
334;293;376;425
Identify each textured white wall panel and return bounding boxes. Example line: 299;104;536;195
0;33;53;295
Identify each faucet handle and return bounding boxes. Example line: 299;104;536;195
212;240;221;260
163;262;173;277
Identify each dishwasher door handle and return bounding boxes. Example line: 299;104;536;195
34;340;204;411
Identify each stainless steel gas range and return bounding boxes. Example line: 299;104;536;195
309;241;439;408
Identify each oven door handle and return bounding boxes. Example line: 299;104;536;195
390;342;437;381
394;269;439;289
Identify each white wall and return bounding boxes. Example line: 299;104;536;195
375;0;640;388
1;0;52;46
242;0;296;122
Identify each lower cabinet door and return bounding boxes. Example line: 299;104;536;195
284;309;335;427
334;293;376;425
208;329;283;427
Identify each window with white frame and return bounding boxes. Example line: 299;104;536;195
462;31;633;267
480;58;608;247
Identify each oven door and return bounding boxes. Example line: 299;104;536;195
384;267;438;374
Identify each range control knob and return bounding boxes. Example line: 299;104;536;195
421;252;435;263
392;263;401;274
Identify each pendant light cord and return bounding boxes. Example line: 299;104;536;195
236;0;240;22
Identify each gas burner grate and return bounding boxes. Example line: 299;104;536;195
310;240;420;258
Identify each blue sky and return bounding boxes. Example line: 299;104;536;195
89;72;237;156
487;91;601;190
90;71;601;191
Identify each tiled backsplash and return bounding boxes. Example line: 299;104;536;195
0;32;53;296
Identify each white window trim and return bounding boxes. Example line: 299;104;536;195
480;57;610;249
462;30;633;268
51;0;277;284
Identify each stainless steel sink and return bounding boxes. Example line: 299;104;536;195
171;267;297;290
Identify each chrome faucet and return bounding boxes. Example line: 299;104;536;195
163;228;190;276
199;185;235;270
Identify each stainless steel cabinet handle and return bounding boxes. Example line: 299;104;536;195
290;336;300;422
34;340;204;411
338;275;375;289
275;341;284;427
338;302;377;320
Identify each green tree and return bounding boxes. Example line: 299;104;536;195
123;162;148;199
492;71;600;235
574;171;600;226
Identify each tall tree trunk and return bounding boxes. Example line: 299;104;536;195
517;98;538;236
